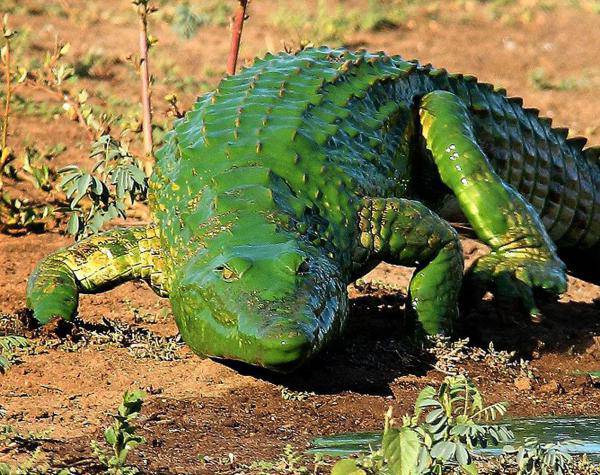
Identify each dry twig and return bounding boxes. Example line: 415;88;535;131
227;0;249;75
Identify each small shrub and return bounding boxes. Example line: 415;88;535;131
504;438;576;475
171;2;206;39
0;335;28;372
333;375;513;474
248;445;329;475
91;389;146;475
58;135;147;239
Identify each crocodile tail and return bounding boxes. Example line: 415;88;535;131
27;226;167;324
561;144;600;249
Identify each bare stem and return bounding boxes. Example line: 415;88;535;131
1;39;11;153
137;3;153;161
227;0;249;76
26;81;95;141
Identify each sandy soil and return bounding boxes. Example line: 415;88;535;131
1;1;599;473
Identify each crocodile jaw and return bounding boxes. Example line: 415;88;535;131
170;245;348;372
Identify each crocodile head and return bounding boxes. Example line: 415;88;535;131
170;237;348;372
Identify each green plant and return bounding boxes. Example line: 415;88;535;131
0;335;28;372
0;194;52;233
272;0;403;46
333;375;513;474
0;14;24;186
504;438;576;475
58;134;147;239
281;387;314;401
0;448;53;475
529;68;585;91
171;2;206;39
91;389;146;475
248;445;329;475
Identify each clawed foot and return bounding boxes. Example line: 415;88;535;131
465;251;567;322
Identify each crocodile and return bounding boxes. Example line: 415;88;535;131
27;47;599;371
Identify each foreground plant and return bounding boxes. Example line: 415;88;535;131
0;335;28;372
504;438;576;475
333;375;512;475
91;389;146;475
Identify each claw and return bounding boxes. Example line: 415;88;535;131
465;251;567;323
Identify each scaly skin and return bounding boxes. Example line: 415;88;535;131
27;47;599;371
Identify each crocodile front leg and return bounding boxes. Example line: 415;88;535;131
27;225;167;324
355;197;464;335
419;90;567;320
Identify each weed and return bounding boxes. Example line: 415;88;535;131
504;438;577;474
333;375;512;474
530;67;585;91
170;2;206;40
32;316;184;362
0;195;52;234
281;387;315;401
0;425;54;460
91;390;146;475
0;14;25;186
159;0;232;29
0;335;28;372
0;448;55;475
273;0;404;46
58;135;147;239
426;335;531;378
248;445;329;475
73;48;111;79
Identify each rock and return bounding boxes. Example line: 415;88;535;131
514;377;533;391
540;380;564;395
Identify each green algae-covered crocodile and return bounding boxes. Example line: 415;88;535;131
27;47;599;371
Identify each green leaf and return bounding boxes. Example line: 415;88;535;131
383;426;421;475
71;173;92;207
67;213;80;235
455;443;470;466
431;441;456;461
461;462;478;475
414;386;437;413
104;427;117;445
331;459;367;475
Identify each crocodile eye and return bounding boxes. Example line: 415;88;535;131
297;260;310;275
215;265;239;282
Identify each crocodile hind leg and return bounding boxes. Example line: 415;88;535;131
355;197;464;335
27;226;167;325
418;90;567;320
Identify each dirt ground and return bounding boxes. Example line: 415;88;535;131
1;1;600;473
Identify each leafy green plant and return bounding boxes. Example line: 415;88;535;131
529;67;585;91
58;134;147;239
248;445;329;475
504;438;576;475
91;389;146;475
272;0;403;45
0;14;25;187
0;194;51;233
0;447;56;475
333;375;513;475
171;2;206;39
0;335;28;372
